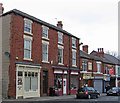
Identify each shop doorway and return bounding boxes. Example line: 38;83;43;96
43;71;48;95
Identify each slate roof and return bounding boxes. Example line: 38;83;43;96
81;50;116;65
1;9;79;39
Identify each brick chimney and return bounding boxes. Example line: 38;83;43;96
82;45;88;53
0;3;4;15
98;48;104;58
57;21;63;28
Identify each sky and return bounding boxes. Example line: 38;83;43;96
1;0;119;54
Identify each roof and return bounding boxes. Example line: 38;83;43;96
81;50;115;64
80;50;91;59
2;9;79;39
104;53;119;65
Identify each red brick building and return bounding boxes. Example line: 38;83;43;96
2;9;80;99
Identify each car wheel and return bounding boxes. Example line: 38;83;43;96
117;93;119;96
88;95;91;99
107;93;109;96
76;95;79;99
96;94;99;98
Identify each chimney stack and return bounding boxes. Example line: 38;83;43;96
98;48;104;58
82;45;88;53
0;3;4;15
57;21;63;28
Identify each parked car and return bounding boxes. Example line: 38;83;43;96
107;87;120;96
76;87;100;99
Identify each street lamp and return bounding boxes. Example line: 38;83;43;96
79;42;83;89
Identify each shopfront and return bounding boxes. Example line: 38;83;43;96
82;73;93;87
53;69;68;96
16;63;41;99
103;76;110;93
93;77;103;93
70;71;79;95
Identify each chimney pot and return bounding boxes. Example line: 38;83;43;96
57;21;63;28
82;45;88;53
0;3;4;14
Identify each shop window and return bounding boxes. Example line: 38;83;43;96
71;75;78;90
18;71;23;76
54;74;62;90
24;71;38;91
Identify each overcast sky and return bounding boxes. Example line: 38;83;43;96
1;0;119;54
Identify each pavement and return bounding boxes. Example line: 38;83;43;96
2;93;107;102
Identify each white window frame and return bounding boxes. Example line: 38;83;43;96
58;32;63;44
58;45;64;65
42;25;49;40
72;49;77;67
82;60;87;71
42;40;49;63
97;61;101;73
88;62;92;70
24;18;33;35
72;37;76;48
23;35;32;61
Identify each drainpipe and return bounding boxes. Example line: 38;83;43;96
69;36;71;95
79;42;83;88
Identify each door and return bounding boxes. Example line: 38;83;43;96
63;78;67;94
43;71;48;95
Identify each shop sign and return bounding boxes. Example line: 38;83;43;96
83;73;93;79
109;69;114;75
103;76;110;81
18;78;22;88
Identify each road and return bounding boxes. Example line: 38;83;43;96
2;94;120;103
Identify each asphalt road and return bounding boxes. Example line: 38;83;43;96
2;95;120;103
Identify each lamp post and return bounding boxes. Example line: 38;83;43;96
79;42;83;89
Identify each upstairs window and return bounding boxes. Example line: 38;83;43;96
42;26;49;39
58;32;63;44
24;39;31;59
42;43;48;62
58;48;63;64
105;66;107;74
72;38;76;47
82;60;87;71
24;18;32;34
72;51;76;66
97;62;101;73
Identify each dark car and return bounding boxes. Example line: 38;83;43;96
107;87;120;96
76;87;100;99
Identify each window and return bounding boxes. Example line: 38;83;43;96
118;67;120;76
105;66;107;74
72;51;76;66
42;26;48;38
42;44;48;61
54;74;62;90
24;39;31;59
72;38;76;47
58;48;63;64
58;32;63;44
71;75;78;90
24;18;32;34
24;72;38;91
88;62;92;70
82;60;87;71
97;62;101;72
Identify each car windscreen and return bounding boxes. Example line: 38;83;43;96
78;88;85;92
112;87;118;90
